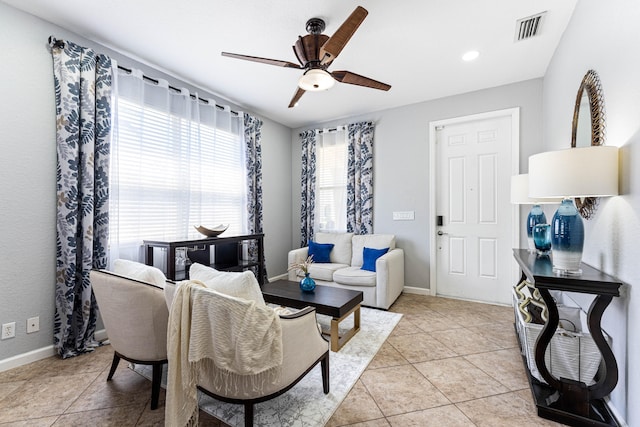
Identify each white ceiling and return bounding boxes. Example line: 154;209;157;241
4;0;577;129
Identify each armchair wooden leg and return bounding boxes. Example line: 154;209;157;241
244;403;254;427
107;353;120;381
151;363;163;410
321;353;330;394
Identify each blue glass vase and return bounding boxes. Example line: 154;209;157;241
551;199;584;274
300;273;316;292
532;223;551;255
526;205;547;252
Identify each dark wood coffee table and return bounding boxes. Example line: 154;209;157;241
262;280;363;352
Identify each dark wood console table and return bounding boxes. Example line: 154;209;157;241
144;234;265;284
512;249;623;426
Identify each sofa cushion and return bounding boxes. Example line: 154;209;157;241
307;263;349;282
333;267;377;287
315;232;353;265
362;247;390;272
112;259;167;288
351;234;396;267
308;240;334;263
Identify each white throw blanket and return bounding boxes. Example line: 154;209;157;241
165;280;283;427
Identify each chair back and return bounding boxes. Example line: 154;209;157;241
91;270;169;361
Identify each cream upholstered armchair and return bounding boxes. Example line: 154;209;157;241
164;267;329;427
91;268;169;410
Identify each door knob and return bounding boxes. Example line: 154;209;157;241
437;230;448;236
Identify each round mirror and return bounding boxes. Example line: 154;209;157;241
574;92;591;147
571;70;606;219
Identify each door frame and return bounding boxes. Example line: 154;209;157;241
428;108;521;299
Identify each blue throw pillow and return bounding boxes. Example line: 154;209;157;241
308;240;334;263
361;247;389;272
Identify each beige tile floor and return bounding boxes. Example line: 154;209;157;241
0;293;561;426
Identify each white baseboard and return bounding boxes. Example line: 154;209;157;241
604;397;629;427
0;328;108;373
402;286;431;296
267;273;288;282
0;345;56;373
95;328;108;342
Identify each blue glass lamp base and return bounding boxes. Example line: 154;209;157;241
553;265;583;276
550;199;584;276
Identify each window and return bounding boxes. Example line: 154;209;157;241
314;129;348;232
110;70;246;261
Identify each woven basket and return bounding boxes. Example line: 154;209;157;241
513;290;608;385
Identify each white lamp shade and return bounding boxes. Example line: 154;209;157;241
510;174;562;204
529;146;619;198
298;69;335;91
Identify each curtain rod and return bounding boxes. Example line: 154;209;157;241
320;127;339;134
49;37;239;116
298;122;373;137
299;127;340;137
116;65;239;116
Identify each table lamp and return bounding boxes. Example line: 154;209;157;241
510;174;561;252
529;146;618;274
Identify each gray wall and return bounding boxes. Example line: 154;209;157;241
290;79;544;289
0;2;292;361
541;0;639;422
0;4;58;361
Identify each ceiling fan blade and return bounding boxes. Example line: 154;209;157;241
288;87;306;108
331;70;391;91
319;6;368;65
221;52;303;69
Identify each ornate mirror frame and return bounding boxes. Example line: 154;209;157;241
570;69;606;219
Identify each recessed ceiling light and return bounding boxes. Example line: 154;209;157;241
462;50;480;62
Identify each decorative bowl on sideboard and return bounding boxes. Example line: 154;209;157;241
194;224;229;237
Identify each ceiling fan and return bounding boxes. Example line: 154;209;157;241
221;6;391;108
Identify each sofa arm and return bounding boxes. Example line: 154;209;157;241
375;248;405;309
287;247;309;281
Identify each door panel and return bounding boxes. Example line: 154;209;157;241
478;238;497;278
449;157;466;223
449;237;466;274
478;153;497;224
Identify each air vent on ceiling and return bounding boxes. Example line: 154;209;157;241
515;11;546;41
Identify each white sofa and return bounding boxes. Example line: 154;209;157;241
288;232;404;309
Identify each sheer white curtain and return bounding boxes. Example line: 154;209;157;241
314;127;348;233
109;65;246;262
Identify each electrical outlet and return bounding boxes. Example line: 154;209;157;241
2;322;16;340
27;316;40;334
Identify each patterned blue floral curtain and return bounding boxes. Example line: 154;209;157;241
50;37;112;358
299;129;318;246
244;113;267;281
347;122;375;234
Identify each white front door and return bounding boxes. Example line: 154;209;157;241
431;109;519;305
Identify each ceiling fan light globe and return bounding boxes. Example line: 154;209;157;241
298;69;335;91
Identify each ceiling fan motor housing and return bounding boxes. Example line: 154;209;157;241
293;33;331;70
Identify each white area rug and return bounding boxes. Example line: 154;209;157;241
135;307;401;426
